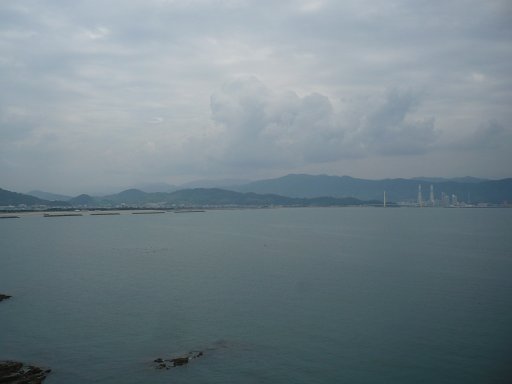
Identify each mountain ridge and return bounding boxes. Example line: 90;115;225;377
228;174;512;203
4;174;512;207
27;190;72;201
0;188;70;207
0;186;380;208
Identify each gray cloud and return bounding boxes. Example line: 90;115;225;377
209;78;439;169
0;106;38;140
354;89;438;156
449;120;512;150
0;0;511;193
210;77;341;167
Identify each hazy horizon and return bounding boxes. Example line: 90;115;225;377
14;173;509;197
1;1;511;194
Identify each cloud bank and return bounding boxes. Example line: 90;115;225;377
209;77;439;169
0;0;511;193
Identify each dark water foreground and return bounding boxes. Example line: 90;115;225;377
1;295;51;383
1;208;512;383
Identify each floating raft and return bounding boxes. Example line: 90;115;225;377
132;211;166;214
90;212;121;215
0;215;20;219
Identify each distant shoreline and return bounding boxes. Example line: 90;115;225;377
0;209;176;218
1;205;509;220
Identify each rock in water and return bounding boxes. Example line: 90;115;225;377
0;361;51;383
153;350;204;369
170;357;189;366
0;294;12;302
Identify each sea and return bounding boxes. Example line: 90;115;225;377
1;207;511;383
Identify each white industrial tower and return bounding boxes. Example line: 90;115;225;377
418;184;423;207
430;185;434;206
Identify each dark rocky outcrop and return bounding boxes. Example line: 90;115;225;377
170;357;189;366
0;294;11;302
0;301;51;383
153;351;203;369
0;361;51;383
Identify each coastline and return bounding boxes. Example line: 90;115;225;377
0;209;177;219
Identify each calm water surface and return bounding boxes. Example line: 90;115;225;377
1;208;511;383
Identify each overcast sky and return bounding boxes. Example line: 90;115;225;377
1;0;511;194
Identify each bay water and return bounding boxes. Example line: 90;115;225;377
1;208;511;383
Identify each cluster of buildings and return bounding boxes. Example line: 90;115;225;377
415;185;476;208
391;184;492;208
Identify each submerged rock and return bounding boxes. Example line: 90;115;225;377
0;294;11;302
170;357;189;366
153;351;204;369
0;361;51;384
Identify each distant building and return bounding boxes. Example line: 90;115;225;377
418;185;423;207
429;185;435;206
441;192;450;207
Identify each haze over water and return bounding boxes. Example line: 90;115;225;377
1;207;512;383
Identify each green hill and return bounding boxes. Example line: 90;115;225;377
0;188;70;207
100;188;378;207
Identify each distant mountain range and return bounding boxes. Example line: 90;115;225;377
3;174;511;208
67;188;381;207
228;174;512;203
27;190;72;201
126;182;177;193
411;176;488;184
1;187;379;208
126;176;491;193
179;178;251;189
0;188;70;207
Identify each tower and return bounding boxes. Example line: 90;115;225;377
383;191;386;208
418;184;423;207
430;185;434;206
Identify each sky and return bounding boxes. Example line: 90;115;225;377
1;0;511;194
